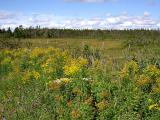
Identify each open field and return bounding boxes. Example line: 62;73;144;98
0;35;160;120
1;0;160;119
22;38;123;57
22;38;160;63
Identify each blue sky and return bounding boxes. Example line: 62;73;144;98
0;0;160;29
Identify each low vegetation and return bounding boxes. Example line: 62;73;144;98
0;28;160;120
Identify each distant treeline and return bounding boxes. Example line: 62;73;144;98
0;25;160;49
0;25;160;40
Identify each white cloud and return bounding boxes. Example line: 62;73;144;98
0;10;160;30
144;11;150;16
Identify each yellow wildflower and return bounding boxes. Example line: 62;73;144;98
22;70;32;81
136;74;151;86
78;57;88;66
33;71;40;80
120;60;138;78
64;57;88;76
144;65;160;79
3;49;12;56
30;47;44;59
1;57;12;64
148;103;160;110
64;64;80;76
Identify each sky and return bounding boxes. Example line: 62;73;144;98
0;0;160;29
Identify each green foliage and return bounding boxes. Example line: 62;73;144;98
0;28;160;119
0;47;160;120
123;30;160;47
1;26;160;40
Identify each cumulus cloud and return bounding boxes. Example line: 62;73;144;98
0;10;160;30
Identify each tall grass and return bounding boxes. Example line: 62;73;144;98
0;45;160;120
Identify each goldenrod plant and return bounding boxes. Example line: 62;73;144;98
0;46;160;120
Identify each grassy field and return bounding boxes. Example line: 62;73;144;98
22;38;160;64
0;38;160;120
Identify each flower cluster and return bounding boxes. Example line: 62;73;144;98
120;60;138;79
22;70;40;82
64;57;88;76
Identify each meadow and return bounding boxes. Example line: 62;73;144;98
0;29;160;120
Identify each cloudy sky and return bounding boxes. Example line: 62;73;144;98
0;0;160;29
